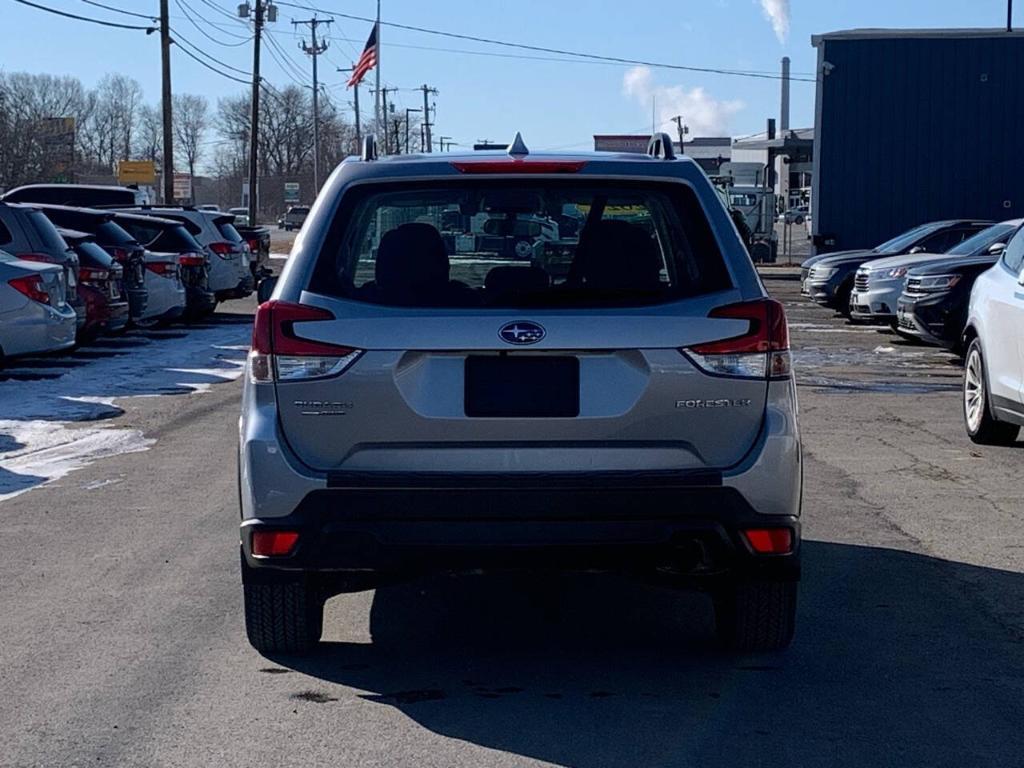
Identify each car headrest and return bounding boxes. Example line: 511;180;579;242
374;223;450;299
575;220;663;291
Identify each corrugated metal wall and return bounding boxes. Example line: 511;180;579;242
815;34;1024;253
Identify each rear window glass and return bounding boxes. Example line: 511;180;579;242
0;220;11;246
26;210;71;253
75;240;113;268
310;181;731;308
216;221;244;243
95;221;138;247
116;218;168;246
289;207;310;215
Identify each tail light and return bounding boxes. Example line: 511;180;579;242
146;261;179;278
8;274;50;304
13;252;52;265
742;528;793;555
178;252;206;267
451;159;589;174
79;267;110;285
250;300;361;383
252;530;300;557
210;242;234;258
106;246;129;263
684;299;791;380
246;238;260;253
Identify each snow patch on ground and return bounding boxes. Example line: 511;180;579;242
0;322;250;500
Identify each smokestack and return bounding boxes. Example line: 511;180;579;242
780;56;791;133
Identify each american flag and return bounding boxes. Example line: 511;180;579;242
347;23;378;87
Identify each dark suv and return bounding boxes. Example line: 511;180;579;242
240;135;802;655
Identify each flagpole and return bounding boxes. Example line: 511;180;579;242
374;0;381;144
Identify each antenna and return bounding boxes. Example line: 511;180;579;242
508;132;529;158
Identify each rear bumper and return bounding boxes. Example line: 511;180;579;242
241;474;800;580
215;274;256;301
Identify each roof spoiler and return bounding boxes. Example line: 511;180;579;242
647;132;677;160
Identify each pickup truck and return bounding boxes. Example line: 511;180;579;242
235;224;272;278
279;206;310;231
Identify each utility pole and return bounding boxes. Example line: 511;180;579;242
671;115;688;155
293;16;332;191
159;0;174;203
1009;0;1014;31
338;67;361;153
393;119;402;154
438;135;452;152
374;0;381;140
245;1;267;225
404;107;421;153
420;84;438;152
371;87;397;153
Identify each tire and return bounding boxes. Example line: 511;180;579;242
243;564;324;654
714;580;797;652
835;280;854;317
963;340;1020;445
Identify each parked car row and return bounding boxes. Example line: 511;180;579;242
0;184;263;365
801;218;1024;445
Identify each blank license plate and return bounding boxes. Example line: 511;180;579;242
465;356;580;418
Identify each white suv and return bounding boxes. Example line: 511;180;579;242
962;222;1024;444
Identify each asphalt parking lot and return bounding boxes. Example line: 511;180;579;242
1;276;1023;767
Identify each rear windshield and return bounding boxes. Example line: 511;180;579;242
75;240;113;268
25;210;72;254
310;181;731;308
151;225;204;254
95;221;138;247
216;221;244;243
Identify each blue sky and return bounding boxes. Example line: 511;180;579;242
0;0;1016;150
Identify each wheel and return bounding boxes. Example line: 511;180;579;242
242;559;324;654
835;280;854;317
713;580;797;652
513;238;534;260
963;340;1020;445
794;215;805;225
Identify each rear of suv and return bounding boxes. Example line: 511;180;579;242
239;136;803;654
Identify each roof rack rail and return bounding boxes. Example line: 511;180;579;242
362;135;378;161
647;132;677;160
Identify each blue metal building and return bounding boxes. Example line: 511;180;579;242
811;28;1024;254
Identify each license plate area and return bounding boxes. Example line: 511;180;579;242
465;355;580;418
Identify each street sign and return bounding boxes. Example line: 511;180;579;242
118;160;157;185
284;182;300;203
173;172;192;201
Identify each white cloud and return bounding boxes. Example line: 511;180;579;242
622;66;744;137
759;0;790;43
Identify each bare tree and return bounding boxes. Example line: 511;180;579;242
134;104;163;165
172;93;209;201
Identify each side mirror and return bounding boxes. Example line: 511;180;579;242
908;246;926;255
988;242;1007;255
256;275;278;304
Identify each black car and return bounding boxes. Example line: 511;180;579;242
3;183;148;207
801;220;993;314
34;205;148;323
58;228;129;341
895;252;1012;352
113;213;217;320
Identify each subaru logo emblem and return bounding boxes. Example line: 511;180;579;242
499;321;546;345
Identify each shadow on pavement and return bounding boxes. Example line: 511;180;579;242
276;541;1024;767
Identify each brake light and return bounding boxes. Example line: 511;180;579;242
684;299;791;379
107;246;129;263
146;261;178;278
451;159;588;174
252;530;300;557
250;300;362;383
210;241;234;257
742;528;793;554
178;252;206;267
14;253;52;264
246;238;260;253
79;267;110;284
8;274;50;304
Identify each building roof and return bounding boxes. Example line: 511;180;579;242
733;128;814;150
813;28;1024;45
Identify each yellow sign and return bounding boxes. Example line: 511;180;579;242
117;160;157;185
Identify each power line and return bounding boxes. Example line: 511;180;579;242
175;0;253;47
13;0;157;31
273;1;815;83
79;0;157;21
174;38;251;83
263;28;310;84
171;28;253;75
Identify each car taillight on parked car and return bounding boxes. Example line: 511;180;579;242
246;238;260;253
8;274;50;304
683;299;791;380
13;253;52;265
210;242;234;258
250;301;362;383
178;253;206;267
79;267;110;286
146;261;179;278
106;247;129;263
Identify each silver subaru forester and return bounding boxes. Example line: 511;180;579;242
239;135;802;654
